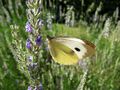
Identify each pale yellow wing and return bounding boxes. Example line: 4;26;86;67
48;40;79;65
47;36;95;65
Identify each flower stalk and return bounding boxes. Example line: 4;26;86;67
11;0;44;89
25;0;44;88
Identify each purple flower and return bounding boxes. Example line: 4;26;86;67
38;83;43;90
25;21;33;32
28;86;32;90
35;36;42;46
34;83;43;90
26;39;32;49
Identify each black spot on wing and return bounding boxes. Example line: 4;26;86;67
74;47;81;52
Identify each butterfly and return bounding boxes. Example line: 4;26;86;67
47;36;95;65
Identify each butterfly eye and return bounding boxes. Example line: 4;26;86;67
74;47;81;52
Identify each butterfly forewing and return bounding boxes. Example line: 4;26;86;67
48;40;79;65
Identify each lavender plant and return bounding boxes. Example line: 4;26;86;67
113;7;119;22
9;1;103;90
10;0;46;89
46;12;53;30
65;6;75;27
93;2;103;23
102;18;111;38
77;59;89;90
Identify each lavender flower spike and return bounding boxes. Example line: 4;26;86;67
25;21;33;32
35;36;42;46
26;39;32;49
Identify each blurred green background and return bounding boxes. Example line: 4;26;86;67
0;0;120;90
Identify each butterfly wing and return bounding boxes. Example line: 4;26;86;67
52;37;88;59
48;40;79;65
47;37;95;65
82;40;95;57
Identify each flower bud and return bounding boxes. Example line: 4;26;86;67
25;22;33;32
26;39;32;49
35;36;42;46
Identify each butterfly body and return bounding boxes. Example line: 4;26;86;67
47;36;95;65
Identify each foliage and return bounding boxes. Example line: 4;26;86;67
0;0;120;90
